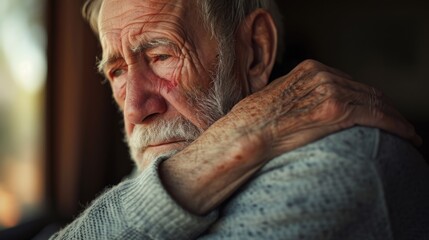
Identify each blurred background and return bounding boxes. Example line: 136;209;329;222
0;0;428;239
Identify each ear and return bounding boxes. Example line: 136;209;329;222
236;9;278;93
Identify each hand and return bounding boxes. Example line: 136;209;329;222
160;59;420;215
229;59;421;159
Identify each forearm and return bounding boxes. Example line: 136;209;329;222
160;114;271;215
159;59;420;216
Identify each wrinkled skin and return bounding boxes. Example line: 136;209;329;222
99;0;236;166
98;0;420;214
230;59;420;157
163;60;420;214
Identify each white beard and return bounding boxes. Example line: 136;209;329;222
127;116;202;170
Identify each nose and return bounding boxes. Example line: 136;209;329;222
124;65;167;126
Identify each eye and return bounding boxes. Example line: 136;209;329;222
111;68;125;79
154;54;171;62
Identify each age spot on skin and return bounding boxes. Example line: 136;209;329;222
216;164;226;171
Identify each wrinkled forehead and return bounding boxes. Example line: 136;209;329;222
98;0;189;44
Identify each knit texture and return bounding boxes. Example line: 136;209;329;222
51;127;429;239
201;127;429;239
50;157;218;239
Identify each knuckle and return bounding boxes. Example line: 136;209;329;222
300;59;321;70
314;83;329;96
311;98;345;122
313;71;334;84
315;81;338;97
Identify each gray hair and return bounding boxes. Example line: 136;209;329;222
82;0;284;63
82;0;285;118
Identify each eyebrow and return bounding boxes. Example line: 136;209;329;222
97;54;122;75
97;38;177;75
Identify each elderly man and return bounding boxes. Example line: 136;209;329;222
51;0;428;239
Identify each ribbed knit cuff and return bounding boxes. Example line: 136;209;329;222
120;157;218;240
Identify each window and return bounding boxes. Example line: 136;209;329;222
0;0;46;229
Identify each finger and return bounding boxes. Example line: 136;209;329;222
290;60;385;98
269;60;421;145
278;85;422;146
309;71;380;97
343;104;422;146
316;83;420;145
329;82;414;135
275;67;358;102
296;59;354;80
300;72;387;113
270;59;359;101
280;77;404;126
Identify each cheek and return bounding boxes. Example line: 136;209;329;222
152;58;184;92
153;51;213;96
111;79;126;108
176;59;212;95
155;57;206;96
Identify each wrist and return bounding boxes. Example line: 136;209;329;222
159;117;270;215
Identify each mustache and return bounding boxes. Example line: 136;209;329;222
126;116;202;152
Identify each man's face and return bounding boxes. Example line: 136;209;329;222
98;0;245;169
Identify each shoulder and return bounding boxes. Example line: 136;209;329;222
248;126;428;239
256;126;425;197
262;126;421;174
254;126;385;189
209;127;394;239
208;127;428;239
259;126;381;177
286;126;380;160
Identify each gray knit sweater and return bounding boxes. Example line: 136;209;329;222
51;127;429;239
